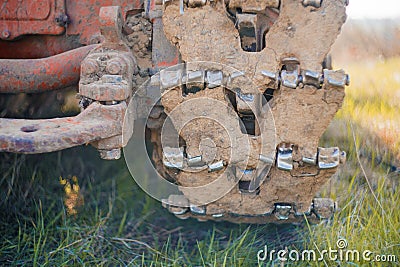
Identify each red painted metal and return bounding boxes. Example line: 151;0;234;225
0;44;98;93
0;5;136;157
0;0;143;59
0;0;66;40
0;36;82;59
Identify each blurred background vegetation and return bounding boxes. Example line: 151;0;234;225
0;16;399;266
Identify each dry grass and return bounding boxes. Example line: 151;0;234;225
337;57;400;161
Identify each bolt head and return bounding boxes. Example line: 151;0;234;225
81;59;99;75
2;30;11;39
89;34;105;44
107;59;126;75
55;14;70;27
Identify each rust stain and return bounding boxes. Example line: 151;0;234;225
0;0;141;59
156;56;180;68
0;0;65;40
0;44;98;93
0;102;126;153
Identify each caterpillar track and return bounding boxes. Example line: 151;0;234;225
0;0;349;223
145;0;349;223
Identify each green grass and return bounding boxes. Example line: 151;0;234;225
337;57;400;157
0;148;303;266
0;58;399;266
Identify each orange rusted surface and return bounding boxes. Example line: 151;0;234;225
0;0;142;59
0;102;126;153
78;6;136;101
0;0;66;40
0;36;82;59
0;44;98;93
0;4;137;157
65;0;142;44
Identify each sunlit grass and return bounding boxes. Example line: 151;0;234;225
303;56;400;266
337;57;400;157
304;119;400;266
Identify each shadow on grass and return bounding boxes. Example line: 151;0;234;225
0;146;305;266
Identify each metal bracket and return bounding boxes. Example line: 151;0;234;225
0;6;135;160
0;102;126;155
163;147;184;168
277;145;293;171
206;70;223;89
190;204;206;215
318;147;340;169
274;204;292;220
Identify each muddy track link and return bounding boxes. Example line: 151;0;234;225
147;65;346;223
145;0;349;223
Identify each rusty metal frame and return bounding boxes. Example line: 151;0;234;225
0;44;98;93
0;0;66;40
0;102;126;154
0;0;142;60
0;6;135;159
